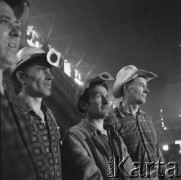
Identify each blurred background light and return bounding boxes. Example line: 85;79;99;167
162;145;169;151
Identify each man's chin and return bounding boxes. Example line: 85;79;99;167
103;112;109;118
43;91;51;97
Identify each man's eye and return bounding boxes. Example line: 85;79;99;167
0;19;9;25
37;67;45;71
95;94;102;99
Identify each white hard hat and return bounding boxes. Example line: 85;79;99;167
11;46;63;77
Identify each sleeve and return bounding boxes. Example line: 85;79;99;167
62;130;103;180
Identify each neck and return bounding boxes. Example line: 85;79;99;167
121;100;139;116
0;69;4;95
20;91;42;114
86;116;107;135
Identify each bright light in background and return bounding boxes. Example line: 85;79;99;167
175;140;181;154
74;78;83;86
164;127;167;130
179;114;181;118
26;25;43;48
64;59;71;77
162;145;169;151
75;69;82;81
74;69;83;86
175;140;181;145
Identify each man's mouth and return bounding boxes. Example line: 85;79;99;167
101;106;109;111
8;43;16;48
44;82;52;88
7;42;18;51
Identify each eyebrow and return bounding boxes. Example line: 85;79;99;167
0;15;19;24
0;15;11;19
139;82;148;86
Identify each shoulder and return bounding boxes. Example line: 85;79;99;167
65;123;89;139
105;108;120;124
139;109;153;122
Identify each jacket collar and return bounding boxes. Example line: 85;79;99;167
79;119;106;136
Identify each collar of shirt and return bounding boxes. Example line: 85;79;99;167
117;102;145;118
18;94;49;116
18;94;32;114
80;119;108;136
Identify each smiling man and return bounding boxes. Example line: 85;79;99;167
10;46;62;180
62;73;138;180
0;0;22;94
110;65;167;179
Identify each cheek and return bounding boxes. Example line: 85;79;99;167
89;101;100;111
27;76;42;87
0;32;6;53
35;79;45;88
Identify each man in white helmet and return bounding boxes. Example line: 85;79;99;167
0;1;40;180
109;65;167;180
10;46;62;180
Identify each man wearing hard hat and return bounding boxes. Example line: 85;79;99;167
62;72;142;180
10;46;62;180
109;65;167;179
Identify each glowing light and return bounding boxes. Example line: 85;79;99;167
175;140;181;145
175;140;181;154
75;69;82;81
74;78;83;86
161;122;164;126
109;101;113;106
26;25;43;48
161;118;164;121
179;114;181;118
112;104;116;109
162;145;169;151
164;127;167;130
64;59;71;77
160;109;163;112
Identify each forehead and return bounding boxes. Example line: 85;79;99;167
0;1;16;20
88;85;108;95
132;77;147;84
20;59;51;72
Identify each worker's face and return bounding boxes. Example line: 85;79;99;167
126;77;149;105
85;85;110;120
0;1;21;70
19;62;53;98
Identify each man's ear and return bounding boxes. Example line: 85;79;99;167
16;71;26;85
122;84;130;96
79;99;88;112
123;84;127;93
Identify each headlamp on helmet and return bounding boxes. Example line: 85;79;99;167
47;47;63;68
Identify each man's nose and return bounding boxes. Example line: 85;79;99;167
45;69;53;80
9;23;22;38
102;95;109;105
144;87;149;93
